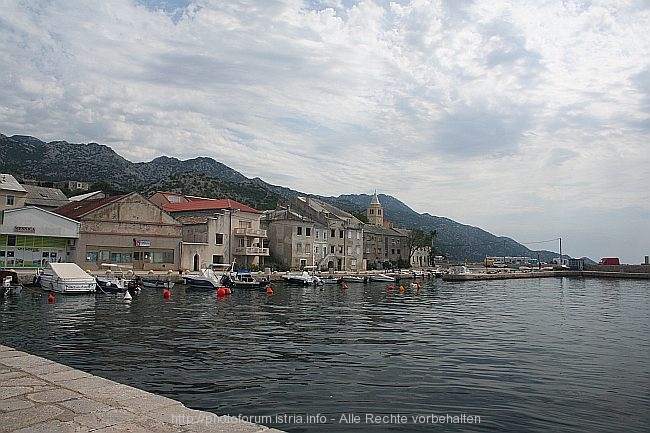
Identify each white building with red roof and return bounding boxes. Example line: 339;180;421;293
148;192;269;271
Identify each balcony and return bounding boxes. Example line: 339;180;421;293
234;246;270;256
233;227;267;237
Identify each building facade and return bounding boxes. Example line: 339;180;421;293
0;174;28;213
289;196;364;272
0;206;80;268
263;208;329;270
54;192;182;271
152;192;269;270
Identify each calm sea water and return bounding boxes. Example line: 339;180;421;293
1;277;649;432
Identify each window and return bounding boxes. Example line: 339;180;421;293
331;229;335;238
378;210;382;215
86;251;98;262
297;227;302;236
296;243;303;254
305;227;311;236
347;246;351;255
391;249;395;255
338;246;343;254
6;195;15;206
305;243;311;254
330;245;335;253
7;235;16;246
315;246;319;254
152;250;174;263
215;233;224;245
347;230;352;239
370;209;374;214
357;232;360;240
238;238;245;247
339;230;344;238
300;259;307;268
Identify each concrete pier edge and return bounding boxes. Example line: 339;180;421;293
0;344;283;433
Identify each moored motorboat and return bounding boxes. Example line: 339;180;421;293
282;269;323;286
341;275;367;283
1;270;22;296
37;263;96;294
320;276;341;284
369;274;395;283
183;268;222;289
220;269;270;290
95;264;141;295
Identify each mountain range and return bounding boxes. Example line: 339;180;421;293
0;133;572;263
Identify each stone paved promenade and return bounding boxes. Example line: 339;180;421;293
0;345;282;433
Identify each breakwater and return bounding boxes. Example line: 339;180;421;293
443;269;650;281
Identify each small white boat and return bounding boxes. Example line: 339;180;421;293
282;268;323;286
183;263;231;289
37;263;96;294
369;274;396;283
447;265;471;275
1;270;22;296
320;276;341;284
95;264;141;294
341;275;367;283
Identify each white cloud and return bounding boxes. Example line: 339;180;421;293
1;0;649;263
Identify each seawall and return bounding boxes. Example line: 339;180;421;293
0;344;282;432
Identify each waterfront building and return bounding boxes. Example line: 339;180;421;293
411;246;433;268
0;174;27;213
150;192;269;270
54;192;182;271
263;207;329;270
289;196;363;272
362;192;409;269
0;206;80;268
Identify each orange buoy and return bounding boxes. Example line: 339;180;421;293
48;293;55;303
217;287;227;297
163;289;171;299
399;285;405;292
266;286;274;295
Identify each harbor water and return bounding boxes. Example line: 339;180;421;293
1;277;649;432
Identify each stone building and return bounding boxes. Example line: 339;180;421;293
54;192;182;271
22;185;70;211
289;196;364;272
362;192;408;269
0;174;27;213
263;207;328;270
149;192;269;270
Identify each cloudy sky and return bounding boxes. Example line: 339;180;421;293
1;0;649;263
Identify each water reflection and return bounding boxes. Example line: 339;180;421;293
1;278;649;432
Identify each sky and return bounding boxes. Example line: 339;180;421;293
1;0;649;264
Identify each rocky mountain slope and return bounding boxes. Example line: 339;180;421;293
1;133;563;262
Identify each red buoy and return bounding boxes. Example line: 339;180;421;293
225;287;232;295
387;285;394;290
266;286;274;295
217;287;226;297
163;289;171;299
342;283;349;289
48;293;55;303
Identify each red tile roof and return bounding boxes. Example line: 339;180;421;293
54;194;126;220
163;198;260;213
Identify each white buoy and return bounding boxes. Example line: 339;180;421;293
124;290;132;301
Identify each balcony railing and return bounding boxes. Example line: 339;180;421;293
233;228;267;237
234;246;270;256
